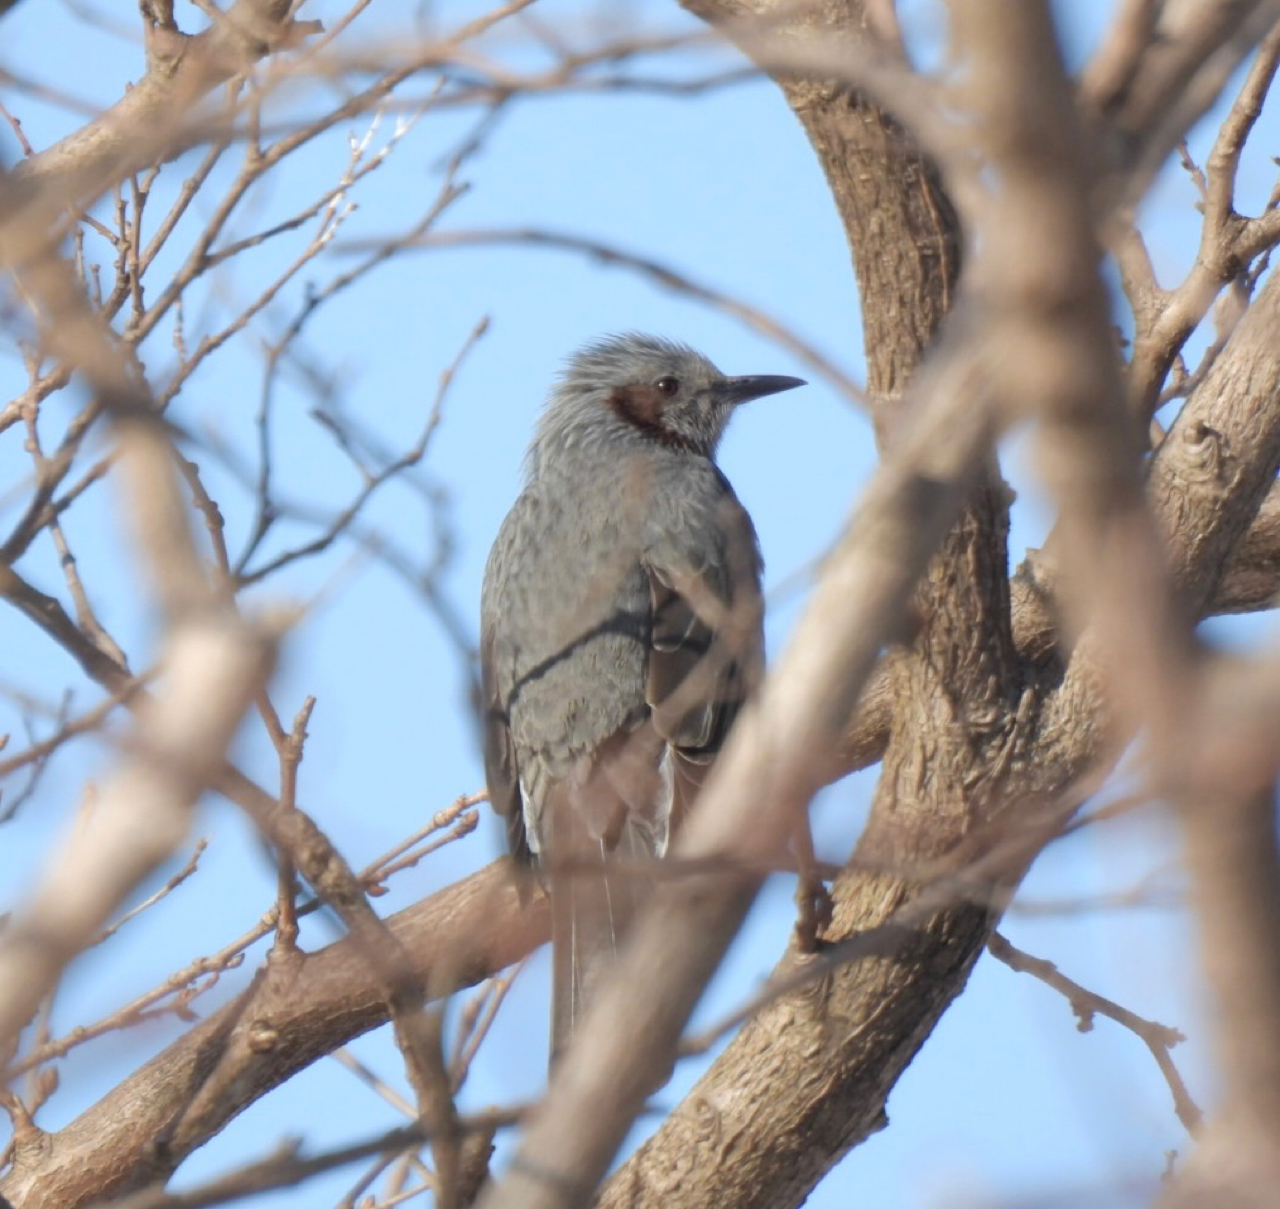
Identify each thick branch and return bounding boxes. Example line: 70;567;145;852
3;0;315;219
1080;0;1280;198
0;861;542;1208
835;485;1280;775
598;6;1280;1208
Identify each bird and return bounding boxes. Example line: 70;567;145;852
480;332;804;1060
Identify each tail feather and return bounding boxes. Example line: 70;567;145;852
549;814;657;1064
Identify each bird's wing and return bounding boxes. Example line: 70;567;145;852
644;488;763;828
479;624;532;864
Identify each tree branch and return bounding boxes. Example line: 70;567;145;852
987;932;1201;1133
5;0;319;218
0;861;542;1208
593;5;1280;1206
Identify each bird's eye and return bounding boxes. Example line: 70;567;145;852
654;376;680;397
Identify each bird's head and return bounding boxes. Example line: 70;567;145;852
540;333;805;460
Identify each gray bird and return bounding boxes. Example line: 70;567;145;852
480;333;804;1059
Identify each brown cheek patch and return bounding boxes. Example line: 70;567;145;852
608;383;665;431
607;385;694;451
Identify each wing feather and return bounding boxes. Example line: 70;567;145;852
480;626;531;864
644;491;763;826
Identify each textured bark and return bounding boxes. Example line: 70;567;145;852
790;89;959;403
1150;272;1280;614
596;5;1026;1206
596;7;1280;1209
8;6;1280;1207
1216;486;1280;612
835;480;1280;776
0;862;543;1209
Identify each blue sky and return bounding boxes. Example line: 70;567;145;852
0;1;1275;1205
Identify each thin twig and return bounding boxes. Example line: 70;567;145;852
987;931;1202;1133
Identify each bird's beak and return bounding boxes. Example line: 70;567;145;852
717;374;807;405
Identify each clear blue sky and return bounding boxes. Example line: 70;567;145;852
1;1;1275;1205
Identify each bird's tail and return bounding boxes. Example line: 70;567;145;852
548;802;660;1065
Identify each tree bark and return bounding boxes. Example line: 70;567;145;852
0;863;542;1208
595;5;1280;1206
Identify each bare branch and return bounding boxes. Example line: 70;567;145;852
0;861;542;1208
987;932;1201;1133
8;0;322;215
1081;0;1280;201
0;608;275;1051
388;227;863;404
106;1109;521;1209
